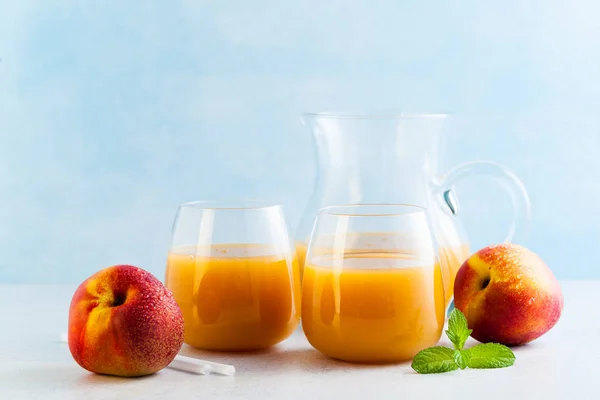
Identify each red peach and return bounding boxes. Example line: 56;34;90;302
453;244;563;346
68;265;184;377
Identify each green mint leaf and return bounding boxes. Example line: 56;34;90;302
446;308;472;350
464;343;516;369
411;346;459;374
453;350;469;370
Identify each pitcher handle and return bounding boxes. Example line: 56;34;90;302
434;161;531;243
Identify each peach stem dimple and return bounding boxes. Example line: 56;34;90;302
481;278;491;290
112;292;126;307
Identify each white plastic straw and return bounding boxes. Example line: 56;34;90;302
170;354;236;376
168;356;211;375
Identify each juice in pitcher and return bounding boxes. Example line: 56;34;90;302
439;244;471;306
166;244;301;350
295;242;308;283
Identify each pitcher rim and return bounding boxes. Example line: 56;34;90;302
303;111;451;120
317;203;427;217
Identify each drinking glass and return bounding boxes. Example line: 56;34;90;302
165;201;301;351
302;204;445;363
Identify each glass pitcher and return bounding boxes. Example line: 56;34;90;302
295;112;531;307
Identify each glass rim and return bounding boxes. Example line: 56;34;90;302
317;203;427;217
178;200;283;211
303;111;451;120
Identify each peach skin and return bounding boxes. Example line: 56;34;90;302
68;265;184;377
453;244;563;346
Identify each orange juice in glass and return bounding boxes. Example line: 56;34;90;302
301;204;446;363
297;239;468;308
165;201;300;351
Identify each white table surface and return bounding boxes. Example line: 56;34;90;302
0;281;596;400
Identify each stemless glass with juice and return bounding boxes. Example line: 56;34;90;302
302;204;445;363
296;112;530;308
165;201;300;351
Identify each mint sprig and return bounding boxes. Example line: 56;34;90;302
453;349;469;370
411;309;516;374
446;307;472;350
411;347;458;374
463;343;515;369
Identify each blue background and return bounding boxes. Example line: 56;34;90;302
1;1;598;283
